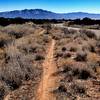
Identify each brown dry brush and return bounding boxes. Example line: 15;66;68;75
0;41;42;99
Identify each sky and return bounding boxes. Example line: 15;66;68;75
0;0;100;13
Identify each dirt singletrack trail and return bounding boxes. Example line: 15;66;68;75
37;39;57;100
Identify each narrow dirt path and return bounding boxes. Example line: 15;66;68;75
37;39;57;100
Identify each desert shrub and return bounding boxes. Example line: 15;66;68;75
52;32;65;40
79;29;97;39
70;47;77;52
60;66;72;73
72;68;80;76
71;84;86;95
53;65;73;77
63;28;70;34
2;25;24;39
7;31;24;39
12;32;24;39
4;80;20;90
0;81;9;100
0;43;42;91
57;63;92;80
41;23;52;34
0;55;34;90
53;85;67;93
0;32;13;48
2;24;35;39
62;47;66;52
54;53;63;58
74;51;87;62
20;45;37;54
35;54;45;61
95;41;100;55
63;53;71;59
41;23;52;30
96;41;100;48
0;40;6;48
89;45;95;53
72;68;91;80
63;28;77;35
42;35;51;43
68;29;77;34
78;33;88;40
27;47;37;54
0;87;5;100
78;69;91;80
0;49;5;60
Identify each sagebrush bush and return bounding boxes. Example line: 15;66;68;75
0;32;13;48
74;51;87;62
79;29;97;39
0;43;42;91
0;81;9;100
35;54;45;61
2;23;36;39
71;84;86;95
0;56;34;90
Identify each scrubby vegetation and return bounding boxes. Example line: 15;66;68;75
0;22;99;100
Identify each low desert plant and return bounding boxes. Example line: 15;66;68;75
0;43;42;91
79;29;97;39
71;84;86;95
35;54;45;61
0;32;13;48
70;47;77;52
2;24;35;39
74;51;87;62
53;85;67;93
62;47;67;52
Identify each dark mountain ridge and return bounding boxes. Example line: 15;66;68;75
0;9;100;19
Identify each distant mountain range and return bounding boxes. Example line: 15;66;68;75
0;9;100;19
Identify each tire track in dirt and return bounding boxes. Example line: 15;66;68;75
37;39;57;100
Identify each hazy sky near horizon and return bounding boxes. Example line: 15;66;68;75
0;0;100;13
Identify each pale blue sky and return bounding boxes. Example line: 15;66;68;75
0;0;100;13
